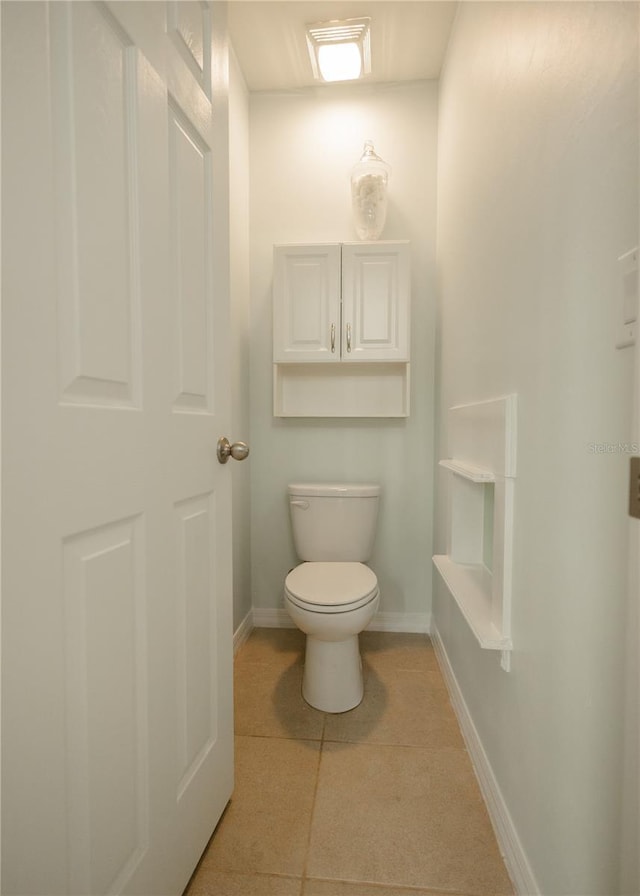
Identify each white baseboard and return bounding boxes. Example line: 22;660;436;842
233;610;255;654
368;611;431;633
250;606;430;634
431;625;540;896
251;608;296;629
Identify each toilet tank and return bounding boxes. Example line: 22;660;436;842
288;483;380;562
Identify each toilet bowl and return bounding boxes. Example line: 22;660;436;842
285;562;380;712
284;483;381;713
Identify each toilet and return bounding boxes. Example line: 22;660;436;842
284;482;380;713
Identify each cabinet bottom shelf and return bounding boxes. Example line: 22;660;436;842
273;362;409;418
432;554;511;651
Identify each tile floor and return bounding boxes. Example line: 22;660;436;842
185;628;514;896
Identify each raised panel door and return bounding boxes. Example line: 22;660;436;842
1;2;233;894
341;242;410;361
273;244;341;362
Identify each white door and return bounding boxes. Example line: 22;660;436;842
1;2;234;894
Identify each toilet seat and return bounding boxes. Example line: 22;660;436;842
284;562;378;614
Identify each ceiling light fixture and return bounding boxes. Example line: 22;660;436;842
306;17;371;83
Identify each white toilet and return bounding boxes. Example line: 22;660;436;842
284;482;381;713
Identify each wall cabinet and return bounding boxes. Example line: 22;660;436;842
273;242;409;363
272;241;411;416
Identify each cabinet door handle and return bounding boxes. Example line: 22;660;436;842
330;323;336;353
346;323;352;353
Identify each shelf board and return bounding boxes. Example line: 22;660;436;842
432;554;511;651
438;460;495;483
273;362;410;418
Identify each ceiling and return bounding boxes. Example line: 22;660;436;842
227;1;458;92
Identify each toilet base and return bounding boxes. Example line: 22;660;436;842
302;634;363;713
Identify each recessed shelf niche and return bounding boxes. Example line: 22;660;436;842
433;394;517;670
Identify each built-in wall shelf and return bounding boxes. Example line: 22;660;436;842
438;460;495;483
432;555;511;650
273;362;410;418
433;394;517;670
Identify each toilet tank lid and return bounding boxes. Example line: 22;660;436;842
288;482;380;497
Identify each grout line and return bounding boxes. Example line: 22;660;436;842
320;736;468;754
235;730;324;744
299;710;327;893
300;878;484;896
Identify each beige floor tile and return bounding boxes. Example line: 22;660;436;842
186;870;302;895
235;657;325;740
307;742;513;896
303;879;460;896
236;627;305;668
360;632;440;674
198;736;320;878
323;667;464;749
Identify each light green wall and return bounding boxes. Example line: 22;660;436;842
435;3;639;893
248;82;438;623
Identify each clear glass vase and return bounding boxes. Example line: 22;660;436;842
350;140;391;240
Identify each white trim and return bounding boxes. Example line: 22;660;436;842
251;606;430;634
251;608;296;629
440;395;517;657
431;625;540;896
367;611;431;633
439;459;495;482
233;610;255;654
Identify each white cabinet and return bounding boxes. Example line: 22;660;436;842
273;241;410;364
272;241;411;417
273;244;341;362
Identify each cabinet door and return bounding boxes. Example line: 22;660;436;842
341;242;410;361
273;244;341;362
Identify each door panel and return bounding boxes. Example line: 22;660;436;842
169;100;214;412
167;0;212;96
175;492;219;798
52;3;141;407
1;3;233;894
63;516;149;896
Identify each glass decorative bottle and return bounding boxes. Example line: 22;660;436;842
350;140;391;240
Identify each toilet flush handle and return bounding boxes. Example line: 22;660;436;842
290;500;310;510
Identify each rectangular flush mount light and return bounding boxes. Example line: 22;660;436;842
306;17;371;83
